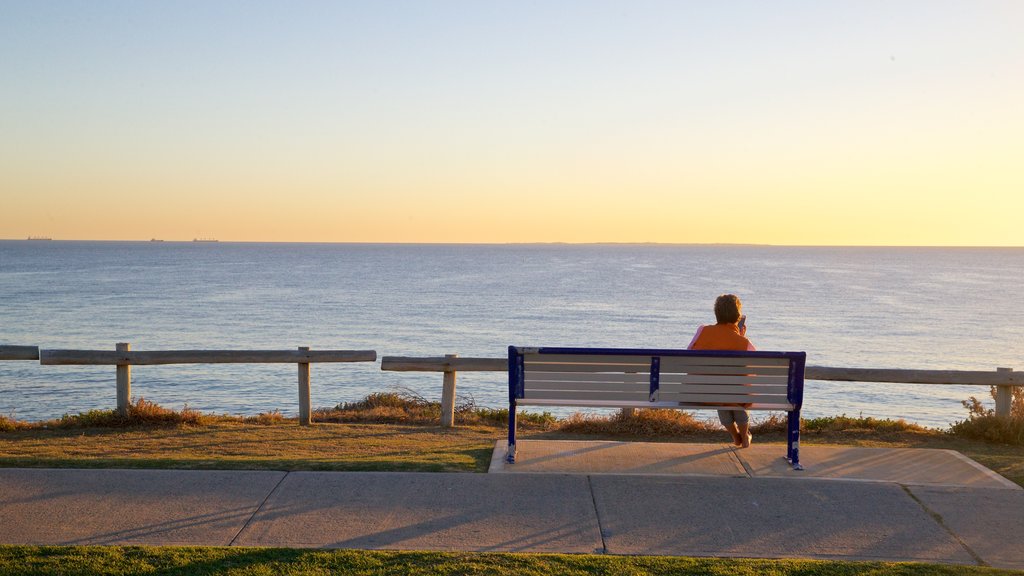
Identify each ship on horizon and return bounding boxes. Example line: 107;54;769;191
26;236;52;241
193;238;219;242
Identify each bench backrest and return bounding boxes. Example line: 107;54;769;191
509;346;806;411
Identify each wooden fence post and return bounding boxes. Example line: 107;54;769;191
116;342;131;417
441;354;457;428
995;367;1013;419
622;369;637;419
298;347;311;425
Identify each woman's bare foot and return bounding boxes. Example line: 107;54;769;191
726;423;742;446
741;431;752;448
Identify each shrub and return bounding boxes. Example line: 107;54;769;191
556;409;714;437
338;392;419;411
949;415;1024;445
802;414;929;435
962;384;1024;419
0;415;22;432
318;389;555;428
749;412;789;434
321;391;441;424
950;386;1024;445
555;409;798;438
244;410;285;425
53;398;206;428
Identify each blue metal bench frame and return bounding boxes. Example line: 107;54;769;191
507;346;807;469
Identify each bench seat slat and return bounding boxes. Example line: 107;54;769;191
525;382;789;395
525;372;651;384
658;383;789;395
523;391;790;404
660;365;790;376
657;392;788;404
523;390;650;402
525;380;652;393
661;375;789;386
523;363;650;373
659;356;790;370
525;354;652;366
517;398;795;410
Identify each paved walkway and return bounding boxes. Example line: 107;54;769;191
491;440;1019;489
1;442;1021;570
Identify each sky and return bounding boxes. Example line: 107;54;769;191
1;1;1022;245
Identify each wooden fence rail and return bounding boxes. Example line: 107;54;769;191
0;345;39;361
39;349;375;365
380;356;1021;427
29;343;376;424
4;346;1020;426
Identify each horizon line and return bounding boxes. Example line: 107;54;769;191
2;238;1022;249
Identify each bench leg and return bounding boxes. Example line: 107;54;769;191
506;400;518;464
787;409;803;470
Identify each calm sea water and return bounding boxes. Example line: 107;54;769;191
1;241;1022;428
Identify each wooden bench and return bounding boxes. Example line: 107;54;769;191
507;346;807;469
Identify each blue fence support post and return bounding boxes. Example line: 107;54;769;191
787;409;802;470
648;356;661;401
506;346;521;464
785;352;806;470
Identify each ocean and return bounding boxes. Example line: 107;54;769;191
1;241;1022;428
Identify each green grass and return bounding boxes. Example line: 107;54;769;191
0;546;1015;576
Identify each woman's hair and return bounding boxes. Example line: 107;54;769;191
714;294;742;324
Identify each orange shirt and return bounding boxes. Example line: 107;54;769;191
687;323;756;352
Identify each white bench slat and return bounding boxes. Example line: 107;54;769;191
526;354;791;370
525;380;651;393
525;372;651;384
523;390;650;402
525;354;653;366
517;398;795;410
660;365;790;376
659;356;791;370
657;392;787;404
517;399;663;408
522;363;652;374
666;402;794;410
658;383;789;395
661;375;789;386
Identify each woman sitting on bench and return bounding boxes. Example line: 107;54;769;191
688;293;756;448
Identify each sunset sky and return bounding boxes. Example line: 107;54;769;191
2;1;1022;245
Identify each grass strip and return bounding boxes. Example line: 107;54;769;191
0;421;499;472
1;396;1021;486
0;546;1016;576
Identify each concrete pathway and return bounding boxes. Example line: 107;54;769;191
0;442;1021;570
490;440;1019;489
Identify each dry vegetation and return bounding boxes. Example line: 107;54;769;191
1;392;1021;485
314;390;555;428
0;398;282;431
950;386;1024;445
